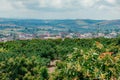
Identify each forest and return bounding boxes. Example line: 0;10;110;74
0;37;120;80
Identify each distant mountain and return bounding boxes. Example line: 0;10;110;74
0;18;120;33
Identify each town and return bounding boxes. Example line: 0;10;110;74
0;30;119;42
0;19;120;42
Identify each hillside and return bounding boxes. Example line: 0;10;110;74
0;18;120;33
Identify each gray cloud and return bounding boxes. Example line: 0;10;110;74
0;0;120;19
6;0;119;10
7;0;100;10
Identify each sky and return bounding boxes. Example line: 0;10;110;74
0;0;120;20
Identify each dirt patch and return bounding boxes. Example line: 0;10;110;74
48;60;60;73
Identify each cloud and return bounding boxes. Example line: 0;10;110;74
106;0;116;4
80;0;100;7
0;0;13;11
0;0;120;19
8;0;101;10
1;0;120;11
99;5;109;10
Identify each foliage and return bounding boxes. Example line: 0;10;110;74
0;56;49;80
52;43;120;80
0;37;120;79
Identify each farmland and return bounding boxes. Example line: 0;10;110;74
0;37;120;80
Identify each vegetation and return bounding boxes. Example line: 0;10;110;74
0;19;120;35
0;37;120;80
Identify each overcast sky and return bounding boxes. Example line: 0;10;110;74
0;0;120;20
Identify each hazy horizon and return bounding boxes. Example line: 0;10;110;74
0;0;120;20
1;17;120;20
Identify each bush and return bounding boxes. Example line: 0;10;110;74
0;56;49;80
